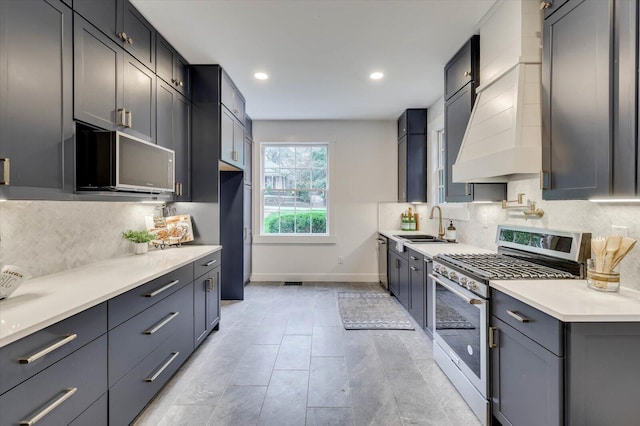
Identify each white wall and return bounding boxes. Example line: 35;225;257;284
251;120;397;282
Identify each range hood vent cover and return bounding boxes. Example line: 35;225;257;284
452;62;542;183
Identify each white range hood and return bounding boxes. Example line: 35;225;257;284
453;0;542;183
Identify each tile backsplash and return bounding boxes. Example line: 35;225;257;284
379;178;640;291
0;201;159;278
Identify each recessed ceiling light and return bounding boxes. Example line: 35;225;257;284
370;72;384;80
254;72;269;80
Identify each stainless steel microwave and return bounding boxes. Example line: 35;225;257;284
76;130;175;193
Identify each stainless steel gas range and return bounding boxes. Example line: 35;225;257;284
430;225;591;425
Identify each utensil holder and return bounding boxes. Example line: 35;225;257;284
586;259;620;292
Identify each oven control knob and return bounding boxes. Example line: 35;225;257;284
448;271;458;281
460;277;467;285
434;265;440;273
468;281;478;291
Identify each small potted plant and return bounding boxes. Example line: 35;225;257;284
122;229;156;255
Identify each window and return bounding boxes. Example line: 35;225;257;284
436;130;446;204
260;143;329;236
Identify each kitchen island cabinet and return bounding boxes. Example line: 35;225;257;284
0;0;74;200
490;288;640;426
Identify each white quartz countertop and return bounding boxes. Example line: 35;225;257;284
0;245;221;348
490;279;640;322
379;229;491;258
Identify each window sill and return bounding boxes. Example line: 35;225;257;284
252;235;338;245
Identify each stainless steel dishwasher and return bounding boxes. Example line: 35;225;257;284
377;235;388;290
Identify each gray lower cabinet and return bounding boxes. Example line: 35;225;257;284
70;393;108;426
0;0;74;200
194;265;221;348
0;335;108;426
388;247;409;308
423;258;434;335
491;316;563;426
491;289;640;425
408;249;425;328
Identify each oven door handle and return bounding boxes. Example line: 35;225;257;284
429;274;483;305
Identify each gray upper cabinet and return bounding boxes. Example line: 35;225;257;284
156;33;190;98
542;0;613;200
73;0;155;71
157;79;191;200
221;70;246;123
444;36;506;203
0;0;74;200
397;109;427;203
220;99;245;169
75;15;156;142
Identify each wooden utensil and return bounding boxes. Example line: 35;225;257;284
591;237;606;273
610;237;637;270
604;235;622;273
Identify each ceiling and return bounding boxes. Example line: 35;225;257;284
132;0;496;120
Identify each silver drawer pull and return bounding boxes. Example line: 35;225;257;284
20;387;77;425
0;158;10;185
18;334;78;364
410;256;418;260
143;312;179;335
410;266;419;271
144;280;180;298
145;352;180;382
506;310;531;323
204;259;217;267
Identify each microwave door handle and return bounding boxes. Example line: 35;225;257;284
428;274;482;305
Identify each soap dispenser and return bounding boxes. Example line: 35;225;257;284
446;220;457;242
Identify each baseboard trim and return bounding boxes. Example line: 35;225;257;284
250;273;380;283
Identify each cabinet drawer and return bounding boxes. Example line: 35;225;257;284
492;290;564;356
69;392;107;426
109;324;193;425
408;249;423;267
108;263;193;329
0;335;107;426
194;250;221;279
109;282;193;386
0;303;107;395
388;240;409;259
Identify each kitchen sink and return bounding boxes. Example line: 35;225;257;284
393;234;449;243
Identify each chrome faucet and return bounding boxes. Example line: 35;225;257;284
429;206;445;240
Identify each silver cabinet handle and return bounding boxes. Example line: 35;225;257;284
424;259;433;264
18;334;78;364
464;71;471;77
117;31;128;41
126;111;132;128
20;387;77;425
144;312;179;335
540;1;551;10
206;277;214;292
145;352;179;382
204;259;217;267
506;310;531;323
127;37;133;45
117;108;126;126
144;280;180;297
410;266;419;271
0;157;9;185
179;81;184;87
489;326;498;349
410;256;418;260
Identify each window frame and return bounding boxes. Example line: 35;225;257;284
254;141;336;244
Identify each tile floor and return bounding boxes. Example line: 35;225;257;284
134;282;481;426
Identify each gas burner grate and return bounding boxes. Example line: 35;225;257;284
437;253;575;280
